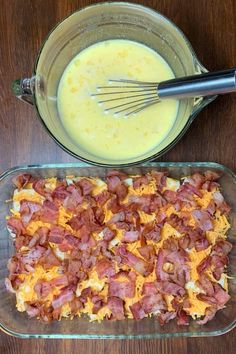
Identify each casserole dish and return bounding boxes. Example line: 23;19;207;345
0;162;235;338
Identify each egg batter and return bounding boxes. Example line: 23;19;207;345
57;40;178;160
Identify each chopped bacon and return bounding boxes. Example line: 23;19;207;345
107;175;128;200
96;258;116;279
137;245;155;260
32;179;51;199
197;256;212;274
52;288;74;309
109;280;135;299
157;311;176;325
184;182;203;198
107;297;125;320
94;190;111;206
155;281;186;297
133;176;149;189
76;178;94;196
191;210;213;231
107;211;125;224
107;170;127;180
91;295;104;314
12;173;32;189
51;183;69;201
130;302;146;320
187;173;205;189
176;309;189;325
38;200;59;224
196;306;218;325
142;282;157;296
123;230;139;243
163;190;177;203
117;245;153;276
195;236;209;251
204;171;220;181
37;226;49;245
151;171;167;190
197;274;214;296
63;185;83;211
48;225;64;244
197;284;230;307
7;217;26;236
212;240;232;255
142;222;162;242
141;294;166;314
103;227;115;242
39;248;61;268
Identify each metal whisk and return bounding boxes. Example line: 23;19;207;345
91;69;236;116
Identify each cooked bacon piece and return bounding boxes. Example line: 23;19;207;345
107;211;125;224
213;191;231;214
205;200;216;216
107;170;128;180
133;176;149;189
123;230;139;243
176;184;196;206
129;302;146;320
63;185;83;211
142;282;157;296
109;280;135;299
197;256;212;274
51;183;69;201
76;178;94;196
191;210;213;231
117;245;153;276
141;294;166;314
176;309;189;325
197;284;230;307
7;217;26;236
194;236;209;252
184;182;203;198
211;254;228;280
91;295;105;314
107;297;125;320
197;274;214;296
157;311;176;325
156;249;169;281
38;248;61;268
94;190;111;206
137;245;155;260
107;174;128;200
70;298;83;315
142;222;162;242
21;245;46;267
204;171;220;181
52;288;74;309
128;195;152;213
96;258;116;279
196;306;218;325
103;227;116;242
151;171;167;190
38;200;59;224
12;174;32;189
155;281;186;297
187;173;205;189
79;287;92;304
37;226;49;245
163;190;177;203
32;179;52;199
48;225;65;244
212;240;232;255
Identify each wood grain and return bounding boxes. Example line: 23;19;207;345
0;0;236;353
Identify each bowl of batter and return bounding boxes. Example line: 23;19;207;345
12;2;214;166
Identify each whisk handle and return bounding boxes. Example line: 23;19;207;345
158;68;236;99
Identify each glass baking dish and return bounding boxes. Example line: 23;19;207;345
0;162;235;339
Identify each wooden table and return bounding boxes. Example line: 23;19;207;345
0;0;236;353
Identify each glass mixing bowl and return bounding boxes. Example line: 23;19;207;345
12;2;215;166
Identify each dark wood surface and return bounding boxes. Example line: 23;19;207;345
0;0;236;353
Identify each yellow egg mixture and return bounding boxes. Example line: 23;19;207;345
57;39;178;160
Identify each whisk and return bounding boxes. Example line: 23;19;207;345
91;69;236;116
